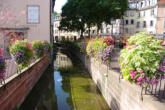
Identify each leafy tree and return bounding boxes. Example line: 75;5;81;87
59;0;128;38
54;11;57;16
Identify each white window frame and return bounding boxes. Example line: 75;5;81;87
27;5;40;24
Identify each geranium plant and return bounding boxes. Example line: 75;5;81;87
0;48;5;79
103;36;115;46
9;40;33;69
119;33;165;86
32;40;45;58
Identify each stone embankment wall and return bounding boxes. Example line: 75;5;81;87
0;55;50;110
75;52;165;110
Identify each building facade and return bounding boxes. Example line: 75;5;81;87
53;13;80;41
0;0;54;56
123;0;165;37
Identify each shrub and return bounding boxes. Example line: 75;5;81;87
9;40;33;68
119;33;165;86
0;48;5;79
32;41;45;58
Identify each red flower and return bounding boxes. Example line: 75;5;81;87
0;48;2;55
44;40;49;44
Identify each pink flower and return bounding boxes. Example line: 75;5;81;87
0;73;4;79
161;41;165;46
130;73;136;79
157;50;162;54
139;70;143;74
136;82;140;85
134;71;138;74
129;71;134;74
137;77;143;82
0;48;2;55
152;80;158;85
133;45;137;48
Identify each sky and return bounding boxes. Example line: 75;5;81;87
54;0;67;13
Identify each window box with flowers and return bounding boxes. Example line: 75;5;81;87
86;36;115;65
9;40;33;69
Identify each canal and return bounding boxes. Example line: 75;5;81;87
19;49;110;110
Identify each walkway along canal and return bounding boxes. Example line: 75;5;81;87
19;49;110;110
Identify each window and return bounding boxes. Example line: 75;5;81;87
131;19;134;25
143;11;145;17
137;22;140;28
141;2;143;7
130;12;134;17
129;29;133;34
151;9;154;16
125;12;129;17
125;20;129;25
143;21;146;28
163;32;165;37
125;28;128;33
106;28;109;33
138;12;141;18
27;6;40;23
150;20;153;27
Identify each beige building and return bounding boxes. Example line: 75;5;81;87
123;0;165;37
54;13;80;41
0;0;54;55
124;9;137;37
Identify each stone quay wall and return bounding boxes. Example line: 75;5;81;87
0;54;50;110
75;52;165;110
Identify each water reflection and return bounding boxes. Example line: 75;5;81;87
19;66;58;110
54;71;72;110
20;52;110;110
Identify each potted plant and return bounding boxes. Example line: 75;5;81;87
9;40;33;69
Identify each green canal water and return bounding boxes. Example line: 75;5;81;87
19;52;110;110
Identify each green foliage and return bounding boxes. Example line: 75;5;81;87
86;37;115;65
59;0;128;37
32;41;45;58
54;11;57;16
119;33;165;86
9;40;33;68
86;38;106;57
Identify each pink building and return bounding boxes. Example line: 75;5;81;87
0;0;55;55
